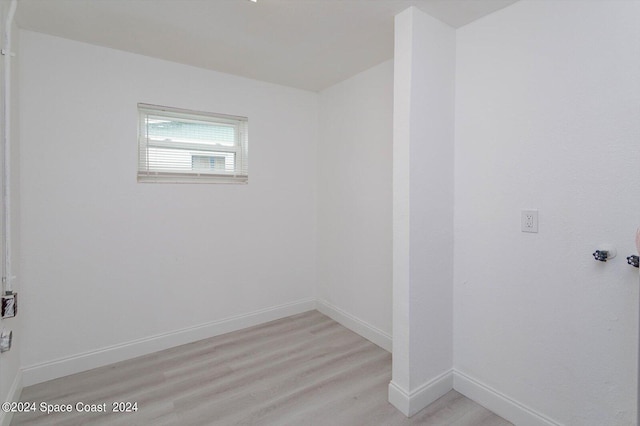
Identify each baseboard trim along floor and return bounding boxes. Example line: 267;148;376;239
315;299;392;352
14;311;512;426
20;303;560;425
21;298;316;387
453;370;562;426
388;369;454;417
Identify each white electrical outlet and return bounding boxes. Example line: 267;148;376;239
521;210;538;233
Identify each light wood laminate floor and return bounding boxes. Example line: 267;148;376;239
13;311;512;426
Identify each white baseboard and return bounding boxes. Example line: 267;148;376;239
22;298;316;387
453;370;562;426
19;298;562;426
315;299;392;352
388;369;454;417
0;369;23;426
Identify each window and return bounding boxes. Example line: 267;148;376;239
137;104;248;183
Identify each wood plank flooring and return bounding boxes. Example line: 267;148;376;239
12;311;512;425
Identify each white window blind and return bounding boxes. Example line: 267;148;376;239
138;104;248;183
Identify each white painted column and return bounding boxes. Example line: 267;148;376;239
389;7;456;417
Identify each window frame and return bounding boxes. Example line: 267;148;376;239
137;103;248;184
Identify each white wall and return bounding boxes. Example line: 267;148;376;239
0;1;22;423
454;1;640;425
317;60;393;350
390;7;456;417
15;3;640;424
19;30;318;384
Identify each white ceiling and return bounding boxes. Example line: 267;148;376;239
16;0;517;92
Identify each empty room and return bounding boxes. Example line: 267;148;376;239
0;0;638;425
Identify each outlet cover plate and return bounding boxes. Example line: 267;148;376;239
521;210;538;233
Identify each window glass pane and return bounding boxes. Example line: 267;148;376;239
192;154;234;172
146;115;236;147
147;149;235;173
138;104;248;183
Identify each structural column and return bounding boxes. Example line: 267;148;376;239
389;6;456;417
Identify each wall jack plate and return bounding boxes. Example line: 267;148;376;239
1;293;17;318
